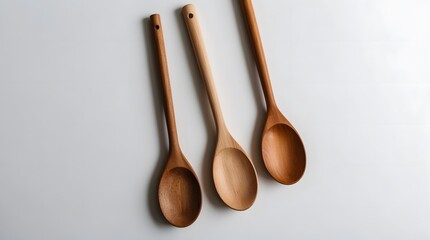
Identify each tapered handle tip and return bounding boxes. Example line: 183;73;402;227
150;14;161;29
182;4;197;20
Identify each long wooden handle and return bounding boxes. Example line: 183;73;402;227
241;0;277;109
182;4;227;131
150;14;180;149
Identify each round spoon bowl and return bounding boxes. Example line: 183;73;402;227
213;148;258;210
262;123;306;184
158;167;202;227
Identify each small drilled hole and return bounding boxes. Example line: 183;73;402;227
154;25;159;30
188;13;193;19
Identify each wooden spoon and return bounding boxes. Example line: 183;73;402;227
182;4;258;211
150;14;202;227
240;0;306;184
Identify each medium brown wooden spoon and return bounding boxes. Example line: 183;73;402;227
182;4;258;211
240;0;306;184
150;14;202;227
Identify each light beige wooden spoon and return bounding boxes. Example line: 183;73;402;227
240;0;306;184
150;14;202;227
182;4;258;211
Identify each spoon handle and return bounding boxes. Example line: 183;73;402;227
182;4;227;131
241;0;277;110
150;14;180;149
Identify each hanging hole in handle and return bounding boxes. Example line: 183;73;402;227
188;13;194;19
154;25;159;30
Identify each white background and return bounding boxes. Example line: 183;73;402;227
0;0;429;239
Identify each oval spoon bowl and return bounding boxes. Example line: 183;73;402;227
213;148;258;210
262;123;306;184
158;166;202;227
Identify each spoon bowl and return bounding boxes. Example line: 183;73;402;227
262;123;306;184
213;148;258;210
159;165;202;227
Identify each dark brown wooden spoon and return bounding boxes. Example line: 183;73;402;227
241;0;306;184
150;14;202;227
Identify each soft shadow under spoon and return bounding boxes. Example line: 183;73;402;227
150;14;202;227
240;0;306;184
182;4;258;210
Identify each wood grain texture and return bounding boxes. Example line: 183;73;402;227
240;0;306;185
150;14;202;227
182;4;258;211
240;0;276;109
